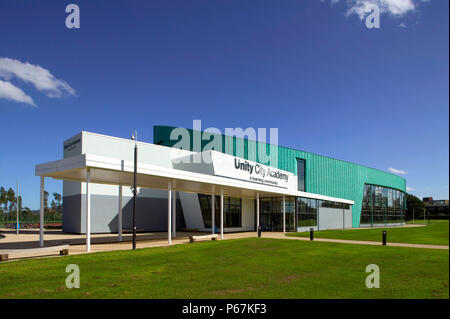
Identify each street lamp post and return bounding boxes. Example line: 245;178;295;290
16;181;19;235
131;130;138;250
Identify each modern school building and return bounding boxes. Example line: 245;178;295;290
35;125;406;250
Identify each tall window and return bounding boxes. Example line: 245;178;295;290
224;197;241;228
297;158;306;192
297;197;317;227
259;197;296;231
361;184;405;226
198;194;217;228
198;194;241;228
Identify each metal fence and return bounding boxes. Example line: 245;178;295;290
0;210;62;227
404;210;449;224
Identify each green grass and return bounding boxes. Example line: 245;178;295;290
287;220;449;246
0;238;448;299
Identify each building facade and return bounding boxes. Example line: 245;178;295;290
153;125;406;229
60;126;405;234
423;197;449;219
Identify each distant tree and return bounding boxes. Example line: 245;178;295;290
53;192;62;213
18;195;22;213
406;193;425;220
22;207;32;222
0;187;6;213
44;190;49;213
51;199;57;212
6;188;15;213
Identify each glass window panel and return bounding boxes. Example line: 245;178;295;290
361;184;405;227
198;195;241;228
297;158;305;192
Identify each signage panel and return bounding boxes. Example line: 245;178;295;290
210;151;297;191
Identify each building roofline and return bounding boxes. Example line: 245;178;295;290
153;125;406;182
62;127;406;185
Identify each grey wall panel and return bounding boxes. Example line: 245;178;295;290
86;194;122;233
63;194;82;233
63;181;81;197
63;133;82;158
344;208;352;228
118;196;185;233
71;194;184;234
179;192;205;230
318;207;344;230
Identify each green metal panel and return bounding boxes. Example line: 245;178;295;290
154;125;406;227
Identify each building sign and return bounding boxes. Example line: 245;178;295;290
210;151;296;190
63;136;81;158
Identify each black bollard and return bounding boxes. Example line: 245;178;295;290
310;228;314;241
258;226;262;238
382;230;387;246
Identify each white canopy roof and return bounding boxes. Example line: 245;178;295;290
35;151;354;204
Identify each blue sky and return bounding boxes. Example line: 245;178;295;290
0;0;448;209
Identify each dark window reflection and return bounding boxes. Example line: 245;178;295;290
360;184;405;226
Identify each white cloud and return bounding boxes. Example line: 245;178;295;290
0;57;75;105
327;0;428;20
0;79;36;107
388;167;408;175
406;186;415;192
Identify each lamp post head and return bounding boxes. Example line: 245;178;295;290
131;130;137;145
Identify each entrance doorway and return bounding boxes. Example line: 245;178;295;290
259;197;296;231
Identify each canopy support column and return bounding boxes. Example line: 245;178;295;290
256;192;260;233
220;190;224;239
39;176;44;247
172;190;176;238
282;196;286;233
211;194;215;234
86;168;91;252
118;185;122;241
168;181;172;245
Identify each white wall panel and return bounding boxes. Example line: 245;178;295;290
318;207;344;230
344;208;352;228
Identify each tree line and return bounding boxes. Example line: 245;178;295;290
405;193;426;220
0;186;62;223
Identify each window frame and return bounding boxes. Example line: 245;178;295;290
296;158;306;192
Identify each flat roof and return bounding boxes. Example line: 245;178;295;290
154;125;407;181
36;145;354;205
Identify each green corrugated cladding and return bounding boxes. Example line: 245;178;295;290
153;125;406;227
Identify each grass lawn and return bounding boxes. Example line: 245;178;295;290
287;220;449;246
0;238;448;299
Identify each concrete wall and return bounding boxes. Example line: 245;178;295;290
62;181;82;233
64;183;185;234
296;207;352;232
319;207;344;230
318;207;352;230
344;207;352;228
